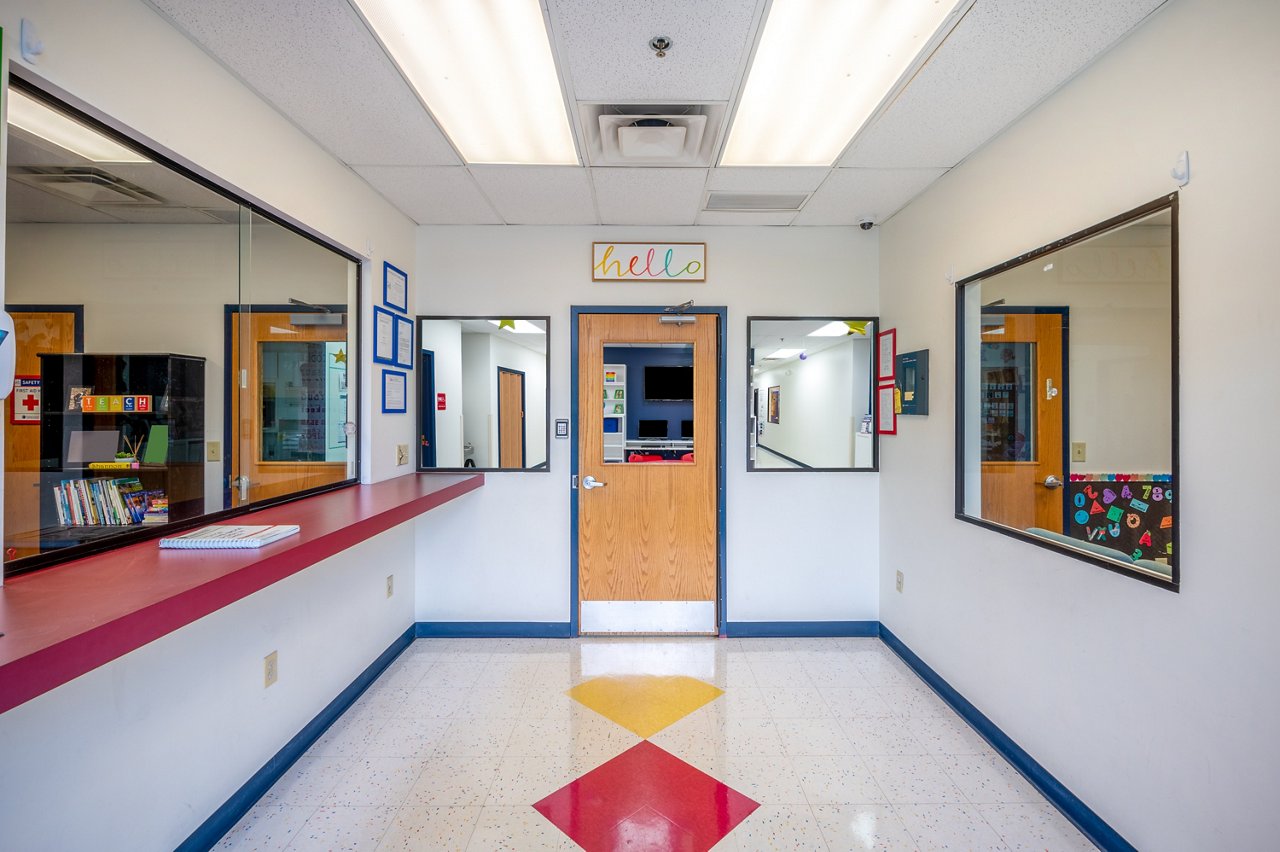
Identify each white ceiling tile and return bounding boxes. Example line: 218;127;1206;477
841;0;1167;168
695;210;798;226
592;168;708;225
469;167;597;225
708;167;830;193
549;0;762;101
792;168;947;226
6;180;125;224
353;166;501;225
146;0;460;166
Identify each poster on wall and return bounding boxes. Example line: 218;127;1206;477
876;383;897;435
10;376;40;425
592;242;706;282
767;386;780;424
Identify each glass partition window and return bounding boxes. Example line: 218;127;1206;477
2;83;359;576
602;343;696;464
956;196;1177;587
417;317;548;471
747;317;878;471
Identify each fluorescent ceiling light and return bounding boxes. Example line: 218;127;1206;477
8;89;149;163
489;319;545;334
722;0;970;166
354;0;577;165
764;348;804;359
808;320;871;337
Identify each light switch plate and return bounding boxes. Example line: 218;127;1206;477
1071;442;1087;462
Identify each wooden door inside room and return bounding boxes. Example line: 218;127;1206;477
497;367;526;468
576;311;720;635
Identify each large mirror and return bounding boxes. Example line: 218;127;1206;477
747;317;878;471
417;317;549;470
956;196;1177;587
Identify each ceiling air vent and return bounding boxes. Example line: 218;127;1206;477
11;166;163;207
704;191;810;212
580;103;726;167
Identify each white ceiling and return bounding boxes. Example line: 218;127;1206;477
143;0;1167;228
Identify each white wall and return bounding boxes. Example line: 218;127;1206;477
460;332;491;465
414;226;881;624
755;336;866;467
418;319;463;467
878;0;1280;848
489;334;548;467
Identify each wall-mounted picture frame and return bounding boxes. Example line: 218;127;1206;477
393;313;414;369
767;385;780;424
383;262;408;314
373;306;396;365
381;369;407;414
877;383;897;435
876;327;897;383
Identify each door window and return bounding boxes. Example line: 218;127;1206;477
601;343;696;464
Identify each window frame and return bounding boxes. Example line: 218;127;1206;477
953;194;1180;591
3;74;363;579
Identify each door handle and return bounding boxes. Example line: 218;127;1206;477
233;475;251;500
1042;475;1064;489
581;475;606;490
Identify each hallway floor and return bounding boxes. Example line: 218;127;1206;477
215;637;1095;851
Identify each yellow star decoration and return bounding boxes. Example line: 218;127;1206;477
332;348;346;364
497;319;516;331
567;675;724;738
845;321;870;336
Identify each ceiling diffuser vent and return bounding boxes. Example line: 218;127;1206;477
580;103;726;167
11;166;163;206
704;191;810;212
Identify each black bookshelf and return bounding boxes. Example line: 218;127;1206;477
36;353;205;549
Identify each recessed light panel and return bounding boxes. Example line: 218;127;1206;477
354;0;577;165
8;90;149;163
722;0;971;166
764;348;804;359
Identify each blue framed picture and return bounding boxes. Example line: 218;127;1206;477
381;369;407;414
383;262;408;313
373;305;396;365
393;313;414;369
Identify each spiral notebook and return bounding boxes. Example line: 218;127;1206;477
159;524;300;549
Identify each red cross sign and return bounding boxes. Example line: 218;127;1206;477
11;377;41;425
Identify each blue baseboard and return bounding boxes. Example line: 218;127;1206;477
879;625;1135;852
724;620;879;637
415;621;573;638
177;625;415;852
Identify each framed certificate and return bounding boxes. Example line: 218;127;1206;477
393;314;414;369
876;328;896;383
383;262;408;313
373;306;396;365
876;383;897;435
381;369;407;414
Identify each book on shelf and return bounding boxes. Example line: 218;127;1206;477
159;524;300;550
87;461;140;470
52;476;165;526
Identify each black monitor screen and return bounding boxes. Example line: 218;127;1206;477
638;419;668;439
680;419;694;439
644;365;694;401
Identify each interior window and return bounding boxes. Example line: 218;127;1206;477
956;197;1177;587
602;343;696;464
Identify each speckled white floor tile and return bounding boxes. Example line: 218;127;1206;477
260;755;351;807
465;806;578;850
310;716;386;759
213;803;314;851
864;756;968;804
433;716;516;757
937;754;1041;804
323;757;427;808
486;755;582;806
364;716;452;759
978;803;1095;851
454;686;531;717
792;755;886;805
349;686;412;718
421;660;486;689
287;805;397;851
777;717;860;756
841;716;930;756
713;804;828;850
895;803;1009;851
715;717;788;756
404;756;498;807
876;686;951;718
749;660;816;688
396;685;470;718
713;755;810;805
374;805;480;851
905;715;994;757
812;804;919;851
803;660;872;690
709;686;772;720
762;686;832;718
820;687;898;718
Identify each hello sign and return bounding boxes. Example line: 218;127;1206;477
592;242;706;282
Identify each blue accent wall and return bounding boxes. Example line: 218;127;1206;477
603;346;694;439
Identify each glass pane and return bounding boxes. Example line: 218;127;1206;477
980;340;1036;462
258;341;347;462
602;343;695;464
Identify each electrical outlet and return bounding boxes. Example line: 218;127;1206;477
263;651;278;688
396;444;409;466
206;441;222;462
895;570;904;593
386;574;394;598
1071;442;1087;462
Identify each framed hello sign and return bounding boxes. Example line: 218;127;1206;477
592;242;706;282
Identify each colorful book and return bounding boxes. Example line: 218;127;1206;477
159;524;300;549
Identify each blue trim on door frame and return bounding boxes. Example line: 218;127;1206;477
419;348;437;467
415;621;572;638
496;365;527;468
880;624;1136;852
176;625;415;852
725;620;878;637
570;306;728;637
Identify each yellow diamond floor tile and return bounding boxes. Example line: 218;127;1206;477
567;674;725;738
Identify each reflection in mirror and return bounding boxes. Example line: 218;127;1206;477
747;318;878;470
958;198;1176;584
602;344;695;464
417;317;548;470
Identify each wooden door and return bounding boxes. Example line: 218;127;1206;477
4;309;79;561
979;311;1066;531
577;312;718;634
497;367;525;468
230;312;349;506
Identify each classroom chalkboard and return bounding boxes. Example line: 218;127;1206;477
1068;479;1173;562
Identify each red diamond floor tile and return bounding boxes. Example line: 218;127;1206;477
533;740;759;852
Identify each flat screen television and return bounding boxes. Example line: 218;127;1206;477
644;365;694;401
638;419;668;439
